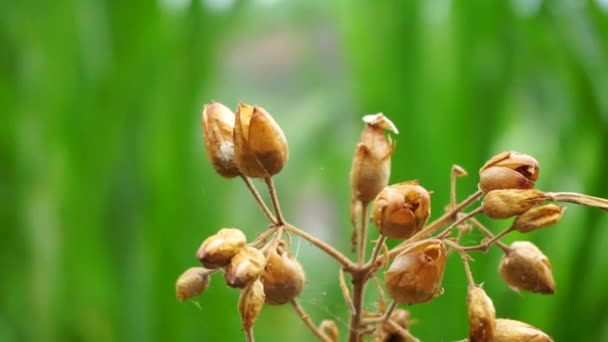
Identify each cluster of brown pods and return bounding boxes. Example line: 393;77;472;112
177;103;608;341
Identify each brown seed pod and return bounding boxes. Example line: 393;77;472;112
349;113;398;203
467;285;496;342
197;228;247;269
201;102;241;178
238;278;265;331
371;180;431;240
499;241;555;294
494;318;553;342
479;151;540;193
385;239;446;305
261;245;305;305
175;267;211;302
482;189;547;219
225;246;267;288
512;204;566;233
233;103;288;178
378;309;410;342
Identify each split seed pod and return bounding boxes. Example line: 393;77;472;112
371;180;431;240
350;113;398;203
378;309;410;342
479;151;540;193
201;102;241;178
499;241;555;294
225;246;267;288
494;318;553;342
385;239;446;305
233;103;288;178
238;278;265;331
261;245;305;305
467;285;496;342
176;267;211;302
512;204;565;233
482;189;547;219
197;228;247;269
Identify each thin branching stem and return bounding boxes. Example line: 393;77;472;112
357;201;370;264
285;224;356;270
339;268;356;313
469;218;510;253
291;299;332;342
546;191;608;211
241;176;278;225
265;177;285;224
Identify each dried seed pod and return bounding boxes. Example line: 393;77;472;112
494;318;553;342
261;245;305;305
233;103;288;178
479;151;540;193
482;189;547;219
371;181;431;240
385;239;446;305
201;102;241;178
512;204;566;233
499;241;555;294
319;320;339;342
197;228;247;269
467;285;496;342
238;278;265;331
379;309;410;342
350;113;398;203
175;267;211;302
225;246;267;288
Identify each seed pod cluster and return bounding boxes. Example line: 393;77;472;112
385;239;446;305
479;151;540;193
499;241;555;294
371;180;431;240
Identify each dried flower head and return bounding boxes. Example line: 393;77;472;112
350;113;398;203
371;180;431;240
175;267;211;302
499;241;555;294
467;285;496;342
512;204;566;233
233;103;288;178
225;246;267;288
482;189;547;219
201;102;241;178
378;309;410;342
494;318;553;342
261;245;306;305
385;239;446;305
197;228;247;269
479;151;540;193
238;278;265;331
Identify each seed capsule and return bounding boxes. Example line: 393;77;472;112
225;246;267;288
512;204;565;233
261;245;305;305
201;102;241;178
175;267;211;302
479;151;540;193
238;278;265;331
499;241;555;294
482;189;547;219
371;181;431;240
233;103;288;178
197;228;247;269
350;113;398;203
385;239;446;305
494;318;553;342
467;285;496;342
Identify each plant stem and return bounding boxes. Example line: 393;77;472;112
339;268;356;313
291;299;332;342
469;218;510;252
367;235;387;271
348;271;365;342
285;224;356;270
357;201;369;264
265;177;285;224
245;327;255;342
545;191;608;211
437;207;483;239
387;320;421;342
241;176;278;224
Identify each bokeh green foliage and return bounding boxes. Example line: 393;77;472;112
1;0;608;341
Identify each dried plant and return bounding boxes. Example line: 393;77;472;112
177;102;608;341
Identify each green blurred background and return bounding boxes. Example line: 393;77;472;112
2;0;608;341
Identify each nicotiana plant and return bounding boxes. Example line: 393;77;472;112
176;101;608;342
